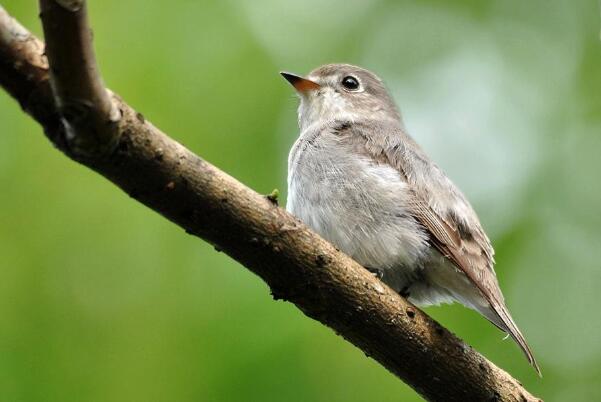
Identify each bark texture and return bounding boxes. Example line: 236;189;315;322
0;3;542;401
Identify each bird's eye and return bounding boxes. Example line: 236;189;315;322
341;76;360;91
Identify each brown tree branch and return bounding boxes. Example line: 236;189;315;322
0;3;542;401
39;0;120;156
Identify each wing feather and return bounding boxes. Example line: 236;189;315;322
340;121;540;374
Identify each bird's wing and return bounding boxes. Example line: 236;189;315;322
338;121;539;373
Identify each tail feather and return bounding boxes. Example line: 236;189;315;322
480;302;541;376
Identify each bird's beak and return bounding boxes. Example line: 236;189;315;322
280;72;321;92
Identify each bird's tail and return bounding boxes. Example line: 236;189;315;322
480;301;541;376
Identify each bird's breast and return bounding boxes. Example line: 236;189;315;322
286;133;429;274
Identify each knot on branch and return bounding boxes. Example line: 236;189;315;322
57;96;121;157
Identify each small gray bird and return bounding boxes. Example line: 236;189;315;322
281;64;539;373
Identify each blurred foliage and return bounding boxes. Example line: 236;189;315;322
1;0;600;401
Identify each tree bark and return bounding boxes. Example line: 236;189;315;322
0;3;542;401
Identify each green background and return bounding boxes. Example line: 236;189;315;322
1;1;600;401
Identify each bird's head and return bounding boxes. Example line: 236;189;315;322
281;64;401;131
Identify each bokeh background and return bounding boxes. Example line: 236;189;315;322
1;1;600;401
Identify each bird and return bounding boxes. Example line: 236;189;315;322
281;64;540;374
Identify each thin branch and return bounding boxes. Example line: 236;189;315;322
38;0;120;156
0;4;542;402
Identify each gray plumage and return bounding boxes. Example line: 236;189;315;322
282;64;539;374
